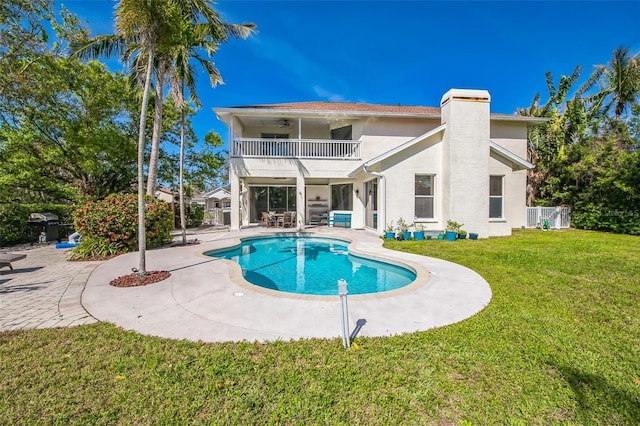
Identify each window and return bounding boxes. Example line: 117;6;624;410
415;175;434;219
331;125;352;140
489;176;504;219
261;133;289;139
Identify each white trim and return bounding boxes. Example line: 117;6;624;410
215;108;440;120
349;124;447;177
214;107;547;124
489;175;505;219
414;174;436;220
201;187;231;199
489;140;533;170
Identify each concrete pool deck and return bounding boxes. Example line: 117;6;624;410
83;226;492;343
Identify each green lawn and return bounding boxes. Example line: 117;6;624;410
2;229;639;424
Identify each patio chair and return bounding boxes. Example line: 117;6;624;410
261;211;277;228
0;252;27;270
280;211;295;228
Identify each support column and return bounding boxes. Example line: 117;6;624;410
241;182;249;227
296;174;305;230
230;166;240;231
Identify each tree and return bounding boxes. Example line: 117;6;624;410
73;0;255;270
73;0;184;276
0;2;142;204
587;46;640;122
517;66;590;205
163;8;254;243
518;47;640;235
0;59;139;202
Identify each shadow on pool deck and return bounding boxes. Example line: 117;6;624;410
83;226;492;343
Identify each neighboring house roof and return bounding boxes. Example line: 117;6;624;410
215;101;547;124
489;140;533;170
201;187;231;200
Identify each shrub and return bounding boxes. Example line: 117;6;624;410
0;204;29;246
72;193;172;258
68;237;123;260
187;203;204;228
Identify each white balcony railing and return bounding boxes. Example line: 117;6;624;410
231;138;361;160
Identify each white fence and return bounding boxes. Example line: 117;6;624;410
203;208;230;225
526;206;571;229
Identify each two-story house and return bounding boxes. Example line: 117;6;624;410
214;88;544;237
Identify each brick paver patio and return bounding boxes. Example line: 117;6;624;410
0;245;102;331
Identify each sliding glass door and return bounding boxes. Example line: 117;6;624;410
250;186;296;222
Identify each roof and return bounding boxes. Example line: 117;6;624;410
227;101;441;115
201;187;231;200
214;101;547;124
349;132;532;176
489;140;533;170
349;124;448;176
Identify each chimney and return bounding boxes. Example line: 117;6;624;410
440;89;491;237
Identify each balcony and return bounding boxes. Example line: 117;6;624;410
231;138;361;160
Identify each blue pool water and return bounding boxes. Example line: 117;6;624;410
206;236;416;295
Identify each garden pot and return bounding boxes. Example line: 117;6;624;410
403;231;412;240
384;231;395;239
458;233;467;239
469;233;478;240
413;231;425;241
445;231;457;241
437;234;444;240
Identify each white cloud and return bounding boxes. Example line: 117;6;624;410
248;34;348;101
312;86;345;102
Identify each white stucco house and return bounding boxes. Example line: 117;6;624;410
214;88;545;237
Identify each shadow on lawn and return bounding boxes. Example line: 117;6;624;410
554;364;640;422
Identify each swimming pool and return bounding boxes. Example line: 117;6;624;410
206;236;416;295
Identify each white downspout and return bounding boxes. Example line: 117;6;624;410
363;164;385;234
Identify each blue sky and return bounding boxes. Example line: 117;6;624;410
62;0;640;146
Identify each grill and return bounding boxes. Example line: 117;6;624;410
28;212;60;243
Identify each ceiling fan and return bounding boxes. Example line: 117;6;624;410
277;118;290;128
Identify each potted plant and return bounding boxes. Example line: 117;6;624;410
458;229;467;239
384;221;395;239
396;217;411;240
445;220;462;241
412;223;425;241
437;232;445;240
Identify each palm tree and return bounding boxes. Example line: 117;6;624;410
144;0;255;198
587;46;640;121
164;11;255;244
73;0;180;276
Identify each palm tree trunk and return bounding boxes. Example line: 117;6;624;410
146;62;164;196
137;51;154;276
179;102;187;245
